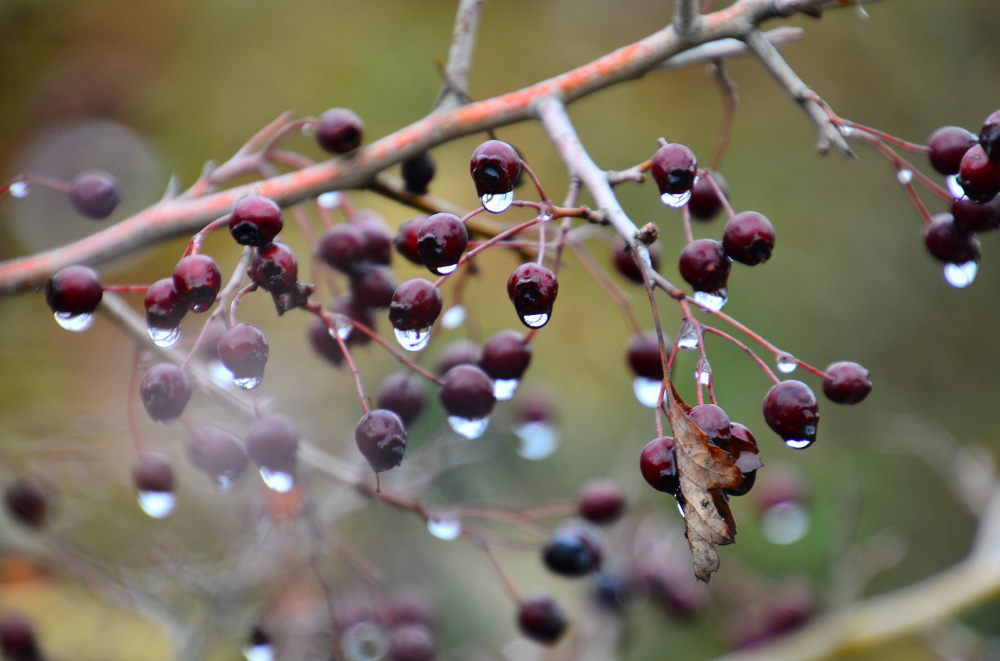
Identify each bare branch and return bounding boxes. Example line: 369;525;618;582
435;0;487;111
673;0;702;39
653;27;804;72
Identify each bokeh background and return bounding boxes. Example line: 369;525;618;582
1;0;999;659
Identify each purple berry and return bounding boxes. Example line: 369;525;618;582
5;477;50;529
480;330;532;381
140;363;192;424
355;409;407;472
46;266;103;316
245;416;298;472
439;364;495;420
688;170;729;221
640;436;679;495
218;323;269;386
627;332;664;380
250;242;299;294
68;171;120;220
417;213;468;275
822;361;873;405
927;126;978;176
651;143;697;198
763;380;819;449
315;108;364;154
470;140;521;199
394;217;425;265
401;152;436;196
132;452;175;493
722;211;775;266
517;597;567;645
951;197;1000;233
376;373;425;427
144;277;187;331
543;526;603;577
507;263;558;329
318;224;367;275
173;254;222;312
350;265;398;309
958;144;1000;203
924;214;981;264
679;239;731;294
979;109;1000;164
689;403;731;447
576;481;626;524
230;196;283;247
185;426;250;483
389;279;443;331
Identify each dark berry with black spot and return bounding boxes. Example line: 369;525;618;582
439;364;495;420
230;195;284;247
315;108;364;154
394;217;426;265
640;436;679;495
317;224;367;275
689;403;732;447
679;239;731;294
417;213;468;275
507;263;558;328
185;426;250;483
958;144;1000;203
613;241;661;284
543;527;602;577
250;242;299;294
0;613;41;661
144;278;187;331
763;380;819;448
517;597;567;645
140;363;192;424
389;279;443;331
132;452;175;493
470;140;522;199
354;210;394;265
376;373;425;427
651;143;698;197
68;171;120;220
436;339;481;376
245;416;298;472
5;477;50;529
480;330;532;381
980;109;1000;164
577;480;626;524
402;152;436;196
924;214;981;264
952;196;1000;233
350;265;397;309
173;255;222;312
723;212;775;266
689;170;729;221
218;323;269;384
627;332;664;380
46;266;103;316
355;409;407;472
822;361;873;405
927;126;978;175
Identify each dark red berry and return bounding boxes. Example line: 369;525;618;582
577;481;626;524
507;263;558;329
679;239;731;294
245;416;298;472
952;196;1000;233
979;109;1000;164
627;332;664;380
230;195;284;247
331;293;376;344
822;361;872;405
470;140;521;199
144;277;187;331
350;265;397;309
389;623;435;661
689;403;732;447
307;317;347;367
436;339;481;376
132;452;175;493
68;171;120;220
389;279;443;331
480;330;532;381
723;211;775;266
517;597;567;645
439;364;495;420
218;323;269;386
958;144;1000;203
640;436;680;495
318;224;367;275
185;426;250;483
315;108;364;154
354;211;394;265
250;242;299;294
543;526;602;577
613;241;662;284
924;214;981;264
5;477;50;528
763;380;819;449
140;363;192;424
173;254;222;312
0;613;41;661
417;213;468;275
688;170;729;221
355;409;407;473
651;143;698;197
401;152;436;196
46;265;103;316
394;217;425;265
376;373;425;427
725;422;760;497
927;126;978;175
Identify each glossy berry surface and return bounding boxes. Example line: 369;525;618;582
517;597;567;645
924;214;981;264
470;140;521;197
689;403;732;447
822;361;873;405
958;144;1000;203
355;409;408;472
354;211;394;265
577;481;626;524
350;265;397;309
627;332;664;380
613;241;661;284
650;143;697;196
980;109;1000;164
68;171;120;219
927;126;978;175
688;170;729;220
5;477;49;528
230;195;284;247
506;263;558;328
480;330;532;381
723;211;776;266
763;380;820;448
46;265;103;315
250;242;299;293
417;213;469;275
640;436;680;495
389;279;443;331
436;339;481;376
394;217;425;265
173;254;222;312
140;363;192;424
318;224;367;275
439;364;495;420
725;422;759;497
401;152;436;196
315;108;364;154
679;239;731;293
389;622;435;661
144;277;187;330
376;373;425;427
218;323;269;381
132;452;175;493
185;426;249;482
952;196;1000;233
543;527;603;577
0;613;41;661
245;416;298;471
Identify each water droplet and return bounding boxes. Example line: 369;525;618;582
234;376;261;390
660;190;692;208
692;289;727;312
632;376;663;408
784;438;813;450
677;321;699;349
217;475;234;493
393;327;431;352
776;355;798;374
148;326;181;348
300;123;316;137
947;175;966;200
427;516;462;540
259;468;295;492
209;359;235;387
8;182;29;198
944;261;978;288
54;311;94;332
676;499;686;518
137;490;175;518
441;305;467;330
515;421;559;460
329;319;353;340
896;169;913;185
317;191;339;208
341;621;389;661
447;415;490;439
760;502;810;545
242;643;274;661
493;378;519;401
521;313;549;328
839;125;854;137
696;369;710;386
481;190;514;213
435;263;458;275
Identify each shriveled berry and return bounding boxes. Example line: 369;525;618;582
355;409;407;472
218;323;269;385
376;373;425;427
185;426;250;483
679;239;731;294
68;171;120;220
958;144;1000;203
543;526;602;577
417;213;468;275
480;330;532;381
651;143;697;197
577;481;626;524
144;278;187;331
389;623;435;661
0;613;41;661
140;363;192;424
394;217;425;265
725;422;760;497
627;332;664;380
927;126;978;175
318;224;367;275
952;196;1000;233
470;140;521;198
402;152;436;196
389;279;443;331
245;416;298;471
5;477;50;528
230;196;283;247
763;380;819;448
822;361;872;405
46;266;103;316
250;242;299;294
689;403;731;447
979;109;1000;164
132;452;175;493
613;241;661;284
689;170;729;221
436;339;481;375
640;436;679;495
173;254;222;312
350;265;397;308
924;214;981;264
439;364;495;420
507;263;558;329
723;212;775;266
517;597;567;645
315;108;364;154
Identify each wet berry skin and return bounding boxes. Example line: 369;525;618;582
417;213;468;275
689;404;732;447
315;108;364;154
613;241;661;284
218;323;269;381
470;140;521;197
350;265;397;309
317;224;367;275
723;212;776;266
958;145;1000;203
543;527;603;577
230;195;284;247
132;452;175;493
822;361;873;405
439;364;495;420
0;613;41;661
173;254;222;312
480;330;532;381
924;214;981;264
980;109;1000;164
627;332;665;380
185;426;250;481
650;143;698;196
355;409;408;472
952;196;1000;233
394;219;425;266
507;263;558;328
640;436;680;495
402;152;436;196
689;170;729;221
250;242;299;294
140;363;192;424
763;380;820;447
517;597;567;645
389;279;443;331
389;623;435;661
46;265;103;315
245;416;298;471
725;422;759;497
5;477;50;528
376;373;425;427
68;171;120;219
679;239;731;293
436;339;481;376
144;277;187;330
577;481;626;524
927;126;978;176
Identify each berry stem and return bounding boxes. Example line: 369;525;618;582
181;249;252;370
681;298;715;404
518;161;550;204
259;117;317;157
702;325;780;384
182;214;231;257
682;204;695;245
433;216;542;287
316;314;369;414
476;542;522;603
699;168;736;218
838;119;930;154
709;60;739;172
229;283;257;327
536;214;547;264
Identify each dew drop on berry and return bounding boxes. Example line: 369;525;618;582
234;376;261;390
632;377;663;408
515;421;559;460
677;321;699;349
436;263;458;275
946;175;966;200
331;318;353;340
259;467;295;492
148;325;181;348
521;312;549;328
447;415;490;439
54;311;94;332
209;359;234;387
896;169;913;185
394;327;432;352
760;502;810;545
427;516;462;540
441;304;467;329
784;436;814;450
317;192;340;209
660;190;692;208
340;621;389;661
242;640;274;661
137;490;176;518
692;289;728;312
9;181;29;198
777;355;798;374
943;261;978;288
481;190;514;213
493;378;519;401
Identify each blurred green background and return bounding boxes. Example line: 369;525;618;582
1;0;1000;659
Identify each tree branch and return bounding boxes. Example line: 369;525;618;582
435;0;487;111
674;0;703;39
653;27;804;72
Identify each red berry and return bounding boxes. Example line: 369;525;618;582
577;480;626;524
689;403;731;447
185;426;250;483
651;143;698;198
230;195;283;247
979;109;1000;164
68;171;120;220
144;277;187;331
355;409;407;473
951;196;1000;233
822;361;872;405
543;526;603;577
480;330;532;381
924;214;981;264
679;239;731;294
5;477;50;529
173;254;222;312
245;416;298;472
723;211;775;266
218;323;269;386
350;265;398;309
439;364;495;420
401;152;436;196
132;452;175;493
140;363;192;424
688;170;729;221
417;213;468;275
612;241;662;284
354;211;394;265
318;224;367;275
389;279;443;331
436;339;481;376
470;140;521;198
507;263;558;329
250;242;299;294
46;265;103;316
315;108;364;154
927;126;978;175
394;218;425;265
725;422;759;497
958;144;1000;203
763;380;819;449
627;332;664;380
0;613;41;661
517;597;567;645
639;436;680;495
376;373;425;427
